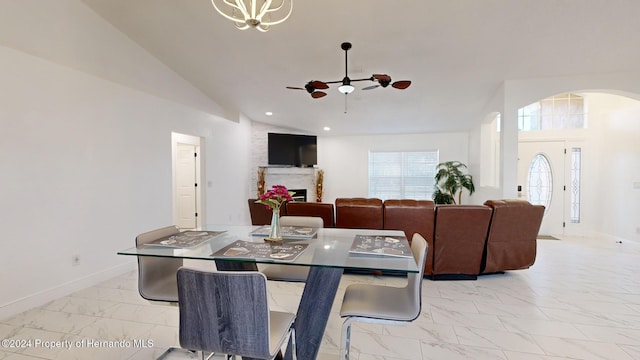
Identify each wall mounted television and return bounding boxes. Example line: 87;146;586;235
268;132;317;167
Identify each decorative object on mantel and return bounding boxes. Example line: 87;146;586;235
210;0;293;33
255;185;293;241
256;167;266;197
315;169;324;202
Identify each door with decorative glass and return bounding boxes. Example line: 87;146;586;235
517;141;566;236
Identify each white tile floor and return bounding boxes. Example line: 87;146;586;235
1;236;639;360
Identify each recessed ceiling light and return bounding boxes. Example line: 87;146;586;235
323;126;331;131
265;111;273;116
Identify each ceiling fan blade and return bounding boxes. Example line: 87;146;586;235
372;74;391;82
311;91;327;99
362;84;380;90
286;86;305;90
310;81;329;89
392;80;412;89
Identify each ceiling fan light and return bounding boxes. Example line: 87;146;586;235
338;84;355;94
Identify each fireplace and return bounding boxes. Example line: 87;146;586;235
289;189;307;202
260;167;316;202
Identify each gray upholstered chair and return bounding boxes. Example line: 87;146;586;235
135;225;183;302
138;226;201;359
339;233;428;360
259;216;323;282
279;215;324;228
176;268;297;360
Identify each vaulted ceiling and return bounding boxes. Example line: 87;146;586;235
82;0;640;135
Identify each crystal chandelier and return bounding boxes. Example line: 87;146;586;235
211;0;293;32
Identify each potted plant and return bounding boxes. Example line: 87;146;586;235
433;161;475;204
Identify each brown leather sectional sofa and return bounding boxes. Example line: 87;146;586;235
248;198;544;280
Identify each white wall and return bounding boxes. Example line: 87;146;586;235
594;96;640;242
318;132;470;204
205;114;253;226
0;0;228;119
530;93;640;242
0;2;252;318
247;127;475;205
468;85;505;204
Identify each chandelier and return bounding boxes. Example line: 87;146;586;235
211;0;293;32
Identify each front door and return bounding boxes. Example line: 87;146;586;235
517;141;566;236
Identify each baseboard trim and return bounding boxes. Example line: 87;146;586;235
0;261;136;320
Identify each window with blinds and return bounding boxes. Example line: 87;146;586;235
368;151;439;200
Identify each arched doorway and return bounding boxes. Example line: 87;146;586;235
516;92;640;239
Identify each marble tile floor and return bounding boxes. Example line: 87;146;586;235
1;236;640;360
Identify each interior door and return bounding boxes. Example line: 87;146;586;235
517;141;565;236
176;143;198;229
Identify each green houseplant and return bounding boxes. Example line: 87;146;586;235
433;161;475;204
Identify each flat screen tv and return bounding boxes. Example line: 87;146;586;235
268;133;317;167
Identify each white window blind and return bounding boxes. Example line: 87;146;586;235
368;151;439;200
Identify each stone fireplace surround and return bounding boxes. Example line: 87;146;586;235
260;166;317;202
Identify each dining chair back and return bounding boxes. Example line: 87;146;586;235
280;215;324;228
249;199;282;225
135;225;182;302
259;216;324;282
285;202;336;227
339;233;428;359
176;268;297;360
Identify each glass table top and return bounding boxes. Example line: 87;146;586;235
118;225;419;274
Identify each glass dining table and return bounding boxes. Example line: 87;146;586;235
118;225;419;360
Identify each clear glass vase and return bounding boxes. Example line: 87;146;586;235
269;208;282;239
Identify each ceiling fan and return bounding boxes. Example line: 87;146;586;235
286;42;412;99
